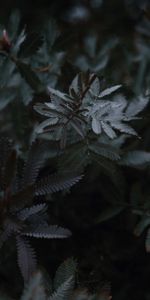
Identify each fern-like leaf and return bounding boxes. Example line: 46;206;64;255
22;141;47;187
18;204;47;221
89;142;120;161
0;217;22;248
91;152;125;190
16;236;37;282
35;173;83;196
23;225;71;239
49;276;74;300
54;258;77;290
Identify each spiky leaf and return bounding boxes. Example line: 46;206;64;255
49;276;74;300
35;173;83;196
98;85;122;98
18;204;47;221
23;225;71;239
16;236;37;282
22;142;47;187
54;258;77;290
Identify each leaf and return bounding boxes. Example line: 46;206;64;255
101;121;117;139
69;73;83;96
54;258;77;290
49;276;74;300
18;204;47;221
22;141;48;187
44;103;65;117
23;225;71;239
89;142;120;161
91;152;124;189
70;119;85;138
92;118;101;134
16;236;37;282
35;118;59;134
48;86;69;101
21;271;46;300
15;60;46;93
98;85;122;98
0;218;21;248
35;173;83;196
111;122;137;136
126;95;149;117
34;103;56;118
69;73;100;98
12;29;26;54
59;143;88;172
121;151;150;167
89;75;101;96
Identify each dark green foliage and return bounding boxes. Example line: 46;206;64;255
0;139;78;282
20;258;77;300
1;2;150;299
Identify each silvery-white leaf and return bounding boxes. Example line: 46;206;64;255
92;117;101;134
90;101;111;116
98;85;122;98
48;86;69;101
111;122;137;136
45;102;57;110
18;204;47;221
35;118;59;134
23;225;71;239
101;121;117;139
12;29;26;54
34;104;55;117
90;75;100;95
69;74;80;95
111;94;127;110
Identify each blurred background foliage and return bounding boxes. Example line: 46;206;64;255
1;1;150;299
